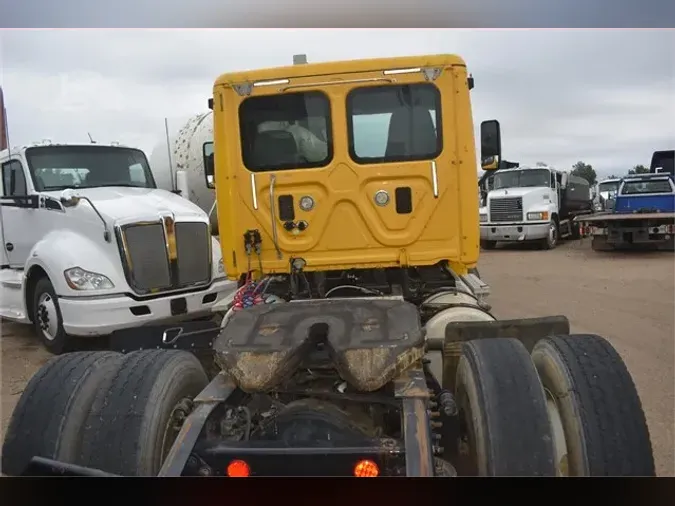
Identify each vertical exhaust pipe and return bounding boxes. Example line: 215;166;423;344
0;85;8;151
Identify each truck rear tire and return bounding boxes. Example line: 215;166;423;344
32;277;70;355
79;349;208;476
480;240;496;250
453;338;556;476
1;351;125;476
531;335;655;476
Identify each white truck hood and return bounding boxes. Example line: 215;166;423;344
44;186;207;224
488;187;548;199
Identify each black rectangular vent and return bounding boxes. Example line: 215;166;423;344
395;187;413;214
278;195;295;221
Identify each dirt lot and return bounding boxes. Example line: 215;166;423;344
1;238;673;475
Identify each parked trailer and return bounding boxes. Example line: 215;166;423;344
2;54;654;478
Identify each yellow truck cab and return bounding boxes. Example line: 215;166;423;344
206;54;484;283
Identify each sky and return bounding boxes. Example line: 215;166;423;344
1;29;673;179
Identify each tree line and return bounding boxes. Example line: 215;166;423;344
539;161;650;187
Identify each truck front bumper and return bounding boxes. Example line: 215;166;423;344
480;222;549;242
59;278;237;337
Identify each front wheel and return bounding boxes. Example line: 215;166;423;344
480;240;497;250
32;277;70;354
540;220;559;250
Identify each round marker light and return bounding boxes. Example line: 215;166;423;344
299;195;315;211
374;190;390;207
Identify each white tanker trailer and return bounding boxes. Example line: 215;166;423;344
148;112;217;234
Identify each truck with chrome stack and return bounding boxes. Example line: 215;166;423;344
576;150;675;251
2;54;654;477
479;162;593;250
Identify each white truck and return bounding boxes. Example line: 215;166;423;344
479;165;593;250
0;141;235;354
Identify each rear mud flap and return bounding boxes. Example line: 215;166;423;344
108;320;220;354
436;316;570;391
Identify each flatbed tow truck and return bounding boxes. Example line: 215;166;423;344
575;150;675;251
2;54;655;477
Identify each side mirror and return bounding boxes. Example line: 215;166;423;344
60;188;81;207
203;141;215;189
480;120;502;171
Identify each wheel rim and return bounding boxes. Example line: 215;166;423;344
548;222;557;246
37;292;59;341
160;397;194;466
544;388;569;476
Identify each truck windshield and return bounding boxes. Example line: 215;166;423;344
26;145;156;191
598;181;620;195
493;169;550;190
621;179;673;195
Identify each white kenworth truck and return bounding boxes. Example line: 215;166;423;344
479;165;593;250
0;142;235;354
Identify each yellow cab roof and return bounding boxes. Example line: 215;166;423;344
213;54;467;87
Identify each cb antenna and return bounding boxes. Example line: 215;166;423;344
87;132;96;144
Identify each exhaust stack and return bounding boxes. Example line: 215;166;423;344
0;85;7;151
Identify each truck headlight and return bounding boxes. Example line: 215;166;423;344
479;214;488;223
217;258;225;276
527;211;549;221
64;267;114;290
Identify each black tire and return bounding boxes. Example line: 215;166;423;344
540;219;559;250
570;221;582;240
32;277;70;354
1;351;125;476
480;240;496;250
79;350;209;476
454;338;556;476
591;236;613;252
531;335;655;476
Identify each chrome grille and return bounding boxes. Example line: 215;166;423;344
119;220;211;294
175;222;211;286
489;197;523;222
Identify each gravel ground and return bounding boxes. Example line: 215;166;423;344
1;237;673;475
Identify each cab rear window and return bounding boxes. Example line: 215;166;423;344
239;91;333;172
347;83;442;164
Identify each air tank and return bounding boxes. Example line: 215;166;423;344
149;112;216;232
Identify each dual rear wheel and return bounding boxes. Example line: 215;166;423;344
1;349;207;477
448;335;655;476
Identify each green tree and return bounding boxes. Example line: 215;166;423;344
628;164;649;175
570;161;597;186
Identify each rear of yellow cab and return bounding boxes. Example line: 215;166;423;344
212;54;480;280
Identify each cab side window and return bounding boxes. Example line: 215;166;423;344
2;160;27;197
550;172;556;189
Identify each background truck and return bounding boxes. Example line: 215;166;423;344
576;171;675;252
479;164;593;250
0;140;235;354
594;177;621;213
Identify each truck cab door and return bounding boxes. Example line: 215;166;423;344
0;158;39;267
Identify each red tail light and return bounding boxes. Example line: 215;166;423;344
354;459;379;477
227;459;250;477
